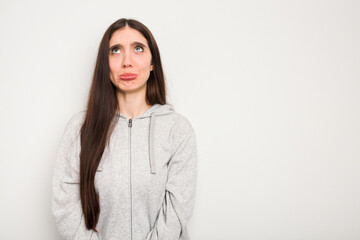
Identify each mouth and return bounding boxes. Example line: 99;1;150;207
119;73;138;80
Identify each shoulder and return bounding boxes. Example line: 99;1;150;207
63;110;86;139
168;112;197;156
170;112;196;141
173;113;194;131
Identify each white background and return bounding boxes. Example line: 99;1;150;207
0;0;359;239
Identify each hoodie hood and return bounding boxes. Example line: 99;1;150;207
115;103;176;174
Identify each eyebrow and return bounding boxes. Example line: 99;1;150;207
109;41;147;50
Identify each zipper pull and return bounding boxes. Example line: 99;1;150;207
128;119;132;127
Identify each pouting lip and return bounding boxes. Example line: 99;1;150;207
120;73;137;77
119;73;138;80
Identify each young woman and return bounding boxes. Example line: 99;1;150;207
52;18;198;240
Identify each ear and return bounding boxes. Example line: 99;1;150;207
150;64;154;71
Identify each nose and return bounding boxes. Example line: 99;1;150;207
122;50;132;68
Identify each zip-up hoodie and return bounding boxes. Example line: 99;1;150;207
51;103;197;240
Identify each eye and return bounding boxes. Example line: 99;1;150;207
135;46;144;52
111;47;121;54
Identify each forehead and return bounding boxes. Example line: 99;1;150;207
109;26;149;47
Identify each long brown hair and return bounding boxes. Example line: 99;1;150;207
79;18;166;231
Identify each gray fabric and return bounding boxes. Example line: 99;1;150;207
51;103;197;240
149;112;156;174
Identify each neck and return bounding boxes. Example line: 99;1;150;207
116;89;152;119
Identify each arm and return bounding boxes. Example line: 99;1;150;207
51;114;98;240
147;117;198;240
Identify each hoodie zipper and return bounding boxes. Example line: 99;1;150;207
128;118;133;240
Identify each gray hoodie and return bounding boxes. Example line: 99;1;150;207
51;103;197;240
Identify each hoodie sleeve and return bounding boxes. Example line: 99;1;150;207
51;113;99;240
146;117;198;240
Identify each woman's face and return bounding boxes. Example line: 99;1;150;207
109;26;153;95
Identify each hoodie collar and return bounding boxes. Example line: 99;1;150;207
115;103;175;120
115;103;175;174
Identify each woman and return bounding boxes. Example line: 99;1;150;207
52;18;197;240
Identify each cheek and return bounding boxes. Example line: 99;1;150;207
139;58;152;72
109;58;119;76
